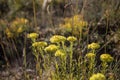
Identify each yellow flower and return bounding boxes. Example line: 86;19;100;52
44;44;58;52
100;54;113;62
20;18;28;24
17;27;24;33
12;18;28;26
62;23;72;32
32;41;47;47
38;41;47;47
6;32;14;38
27;33;39;39
60;15;88;35
68;15;88;28
67;36;77;42
55;49;65;57
72;15;80;22
5;28;13;38
89;73;106;80
88;42;100;50
85;53;95;59
78;20;88;27
32;42;39;47
50;35;66;43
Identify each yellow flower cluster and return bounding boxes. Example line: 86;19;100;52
60;15;88;33
67;36;77;42
88;42;100;50
27;33;39;39
100;54;113;62
11;18;28;27
50;35;66;43
44;44;58;52
55;49;65;57
5;28;14;38
44;35;77;58
32;41;47;47
89;73;106;80
72;15;88;28
5;18;28;38
50;35;77;43
85;53;95;59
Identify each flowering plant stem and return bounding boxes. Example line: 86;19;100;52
101;62;108;74
61;41;67;72
69;42;73;79
88;49;96;77
62;41;66;53
55;61;60;79
23;33;27;79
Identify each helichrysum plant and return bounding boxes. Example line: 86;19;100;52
27;33;116;80
37;35;65;79
5;18;28;38
85;52;96;70
55;49;66;78
60;15;88;32
45;35;77;79
59;14;88;41
67;36;77;79
27;32;48;77
100;54;113;74
32;41;47;76
86;42;100;76
32;41;47;58
27;33;39;42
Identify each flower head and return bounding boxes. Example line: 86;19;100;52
67;36;77;42
88;42;100;50
60;23;72;32
100;54;113;62
44;44;58;52
32;41;47;47
38;41;47;47
85;53;95;59
17;27;24;33
89;73;106;80
32;42;38;47
11;18;28;26
50;35;66;43
55;49;65;57
27;33;39;39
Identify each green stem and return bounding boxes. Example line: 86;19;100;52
55;60;59;79
40;47;47;70
23;33;27;79
62;41;66;52
69;42;73;79
88;49;96;77
101;62;107;74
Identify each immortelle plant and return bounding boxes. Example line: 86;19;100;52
27;33;47;78
27;33;114;80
